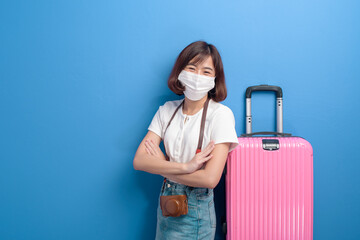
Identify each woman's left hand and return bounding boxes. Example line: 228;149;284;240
144;139;166;160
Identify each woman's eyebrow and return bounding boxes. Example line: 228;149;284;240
203;67;214;71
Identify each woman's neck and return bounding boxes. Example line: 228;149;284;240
182;95;209;115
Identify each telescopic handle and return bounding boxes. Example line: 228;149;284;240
245;85;283;134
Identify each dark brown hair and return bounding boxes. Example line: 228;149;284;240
168;41;227;102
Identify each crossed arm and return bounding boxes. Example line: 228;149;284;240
133;130;230;189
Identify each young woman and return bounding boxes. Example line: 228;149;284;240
133;41;239;239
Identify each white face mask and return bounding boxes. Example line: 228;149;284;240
178;70;216;101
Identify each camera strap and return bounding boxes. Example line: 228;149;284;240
162;97;210;183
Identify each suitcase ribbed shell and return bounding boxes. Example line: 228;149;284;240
226;137;313;240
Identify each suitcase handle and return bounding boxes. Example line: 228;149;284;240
241;131;291;137
245;85;283;134
246;85;283;98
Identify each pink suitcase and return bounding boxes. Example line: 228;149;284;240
225;85;313;240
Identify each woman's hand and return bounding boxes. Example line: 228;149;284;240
144;139;166;160
144;139;215;174
184;140;215;174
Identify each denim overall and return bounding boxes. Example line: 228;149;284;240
155;179;216;240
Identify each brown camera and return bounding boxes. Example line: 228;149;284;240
160;195;188;217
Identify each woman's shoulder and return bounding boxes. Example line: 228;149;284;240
159;98;183;112
209;99;234;117
156;98;183;120
163;98;183;109
208;100;237;130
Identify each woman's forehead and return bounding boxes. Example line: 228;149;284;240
188;55;214;67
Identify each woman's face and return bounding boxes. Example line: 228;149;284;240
183;56;216;77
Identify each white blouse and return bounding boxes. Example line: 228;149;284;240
148;98;239;165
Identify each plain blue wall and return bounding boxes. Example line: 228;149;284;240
1;0;359;239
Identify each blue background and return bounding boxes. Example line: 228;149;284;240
1;0;359;239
